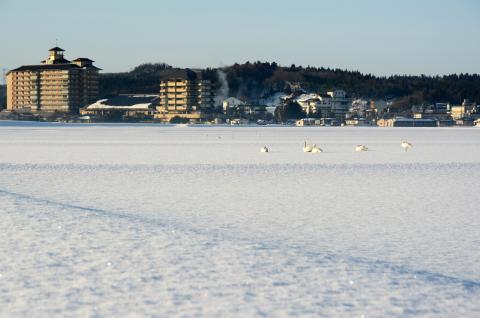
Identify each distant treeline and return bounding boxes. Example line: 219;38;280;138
99;63;173;96
98;62;480;109
0;85;6;108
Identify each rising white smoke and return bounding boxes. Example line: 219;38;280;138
214;69;229;106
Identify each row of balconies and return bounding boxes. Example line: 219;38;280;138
39;72;69;76
12;93;33;98
39;81;69;84
12;72;34;76
13;81;37;85
37;103;70;107
39;95;69;99
161;88;188;92
12;75;36;79
14;87;37;91
39;84;69;88
165;106;188;111
40;75;69;78
165;94;188;98
40;89;70;95
161;96;197;101
163;82;187;87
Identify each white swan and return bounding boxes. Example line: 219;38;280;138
303;141;313;153
311;144;323;153
260;146;269;153
355;144;368;152
304;142;322;153
401;141;412;151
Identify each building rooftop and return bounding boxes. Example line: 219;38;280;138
85;95;159;110
162;68;203;81
48;46;65;52
42;57;71;64
7;48;100;74
9;64;81;73
73;58;95;62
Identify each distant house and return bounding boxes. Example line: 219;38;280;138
222;97;245;113
455;117;475;126
80;95;159;120
236;104;267;116
327;90;351;120
281;89;351;121
437;119;456;127
345;118;373;126
377;118;394;127
434;103;449;113
321;118;341;126
295;93;324;115
393;118;437;127
296;118;320;126
229;118;249;125
451;99;477;120
377;117;437;127
451;105;467;120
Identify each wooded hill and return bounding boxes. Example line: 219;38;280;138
99;62;480;111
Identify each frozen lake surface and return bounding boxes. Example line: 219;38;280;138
0;121;479;317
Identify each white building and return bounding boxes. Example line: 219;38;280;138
327;90;351;120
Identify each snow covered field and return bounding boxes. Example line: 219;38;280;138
0;121;479;317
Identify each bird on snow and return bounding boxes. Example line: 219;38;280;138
303;141;313;152
311;144;323;153
355;144;368;152
260;146;269;153
401;141;413;151
303;142;323;153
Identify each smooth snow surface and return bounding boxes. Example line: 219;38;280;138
1;121;479;317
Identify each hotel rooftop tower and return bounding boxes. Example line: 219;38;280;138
6;47;100;113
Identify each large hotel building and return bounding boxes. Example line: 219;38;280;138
6;47;100;113
155;69;214;122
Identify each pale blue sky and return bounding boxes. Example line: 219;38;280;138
0;0;479;76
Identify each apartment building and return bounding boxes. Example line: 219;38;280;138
155;69;213;122
6;47;100;113
327;90;351;120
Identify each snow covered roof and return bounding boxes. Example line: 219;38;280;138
281;93;332;104
223;97;245;107
296;93;322;103
85;95;159;110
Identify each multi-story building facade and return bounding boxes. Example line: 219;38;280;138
6;47;100;113
155;69;213;122
327;90;351;120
